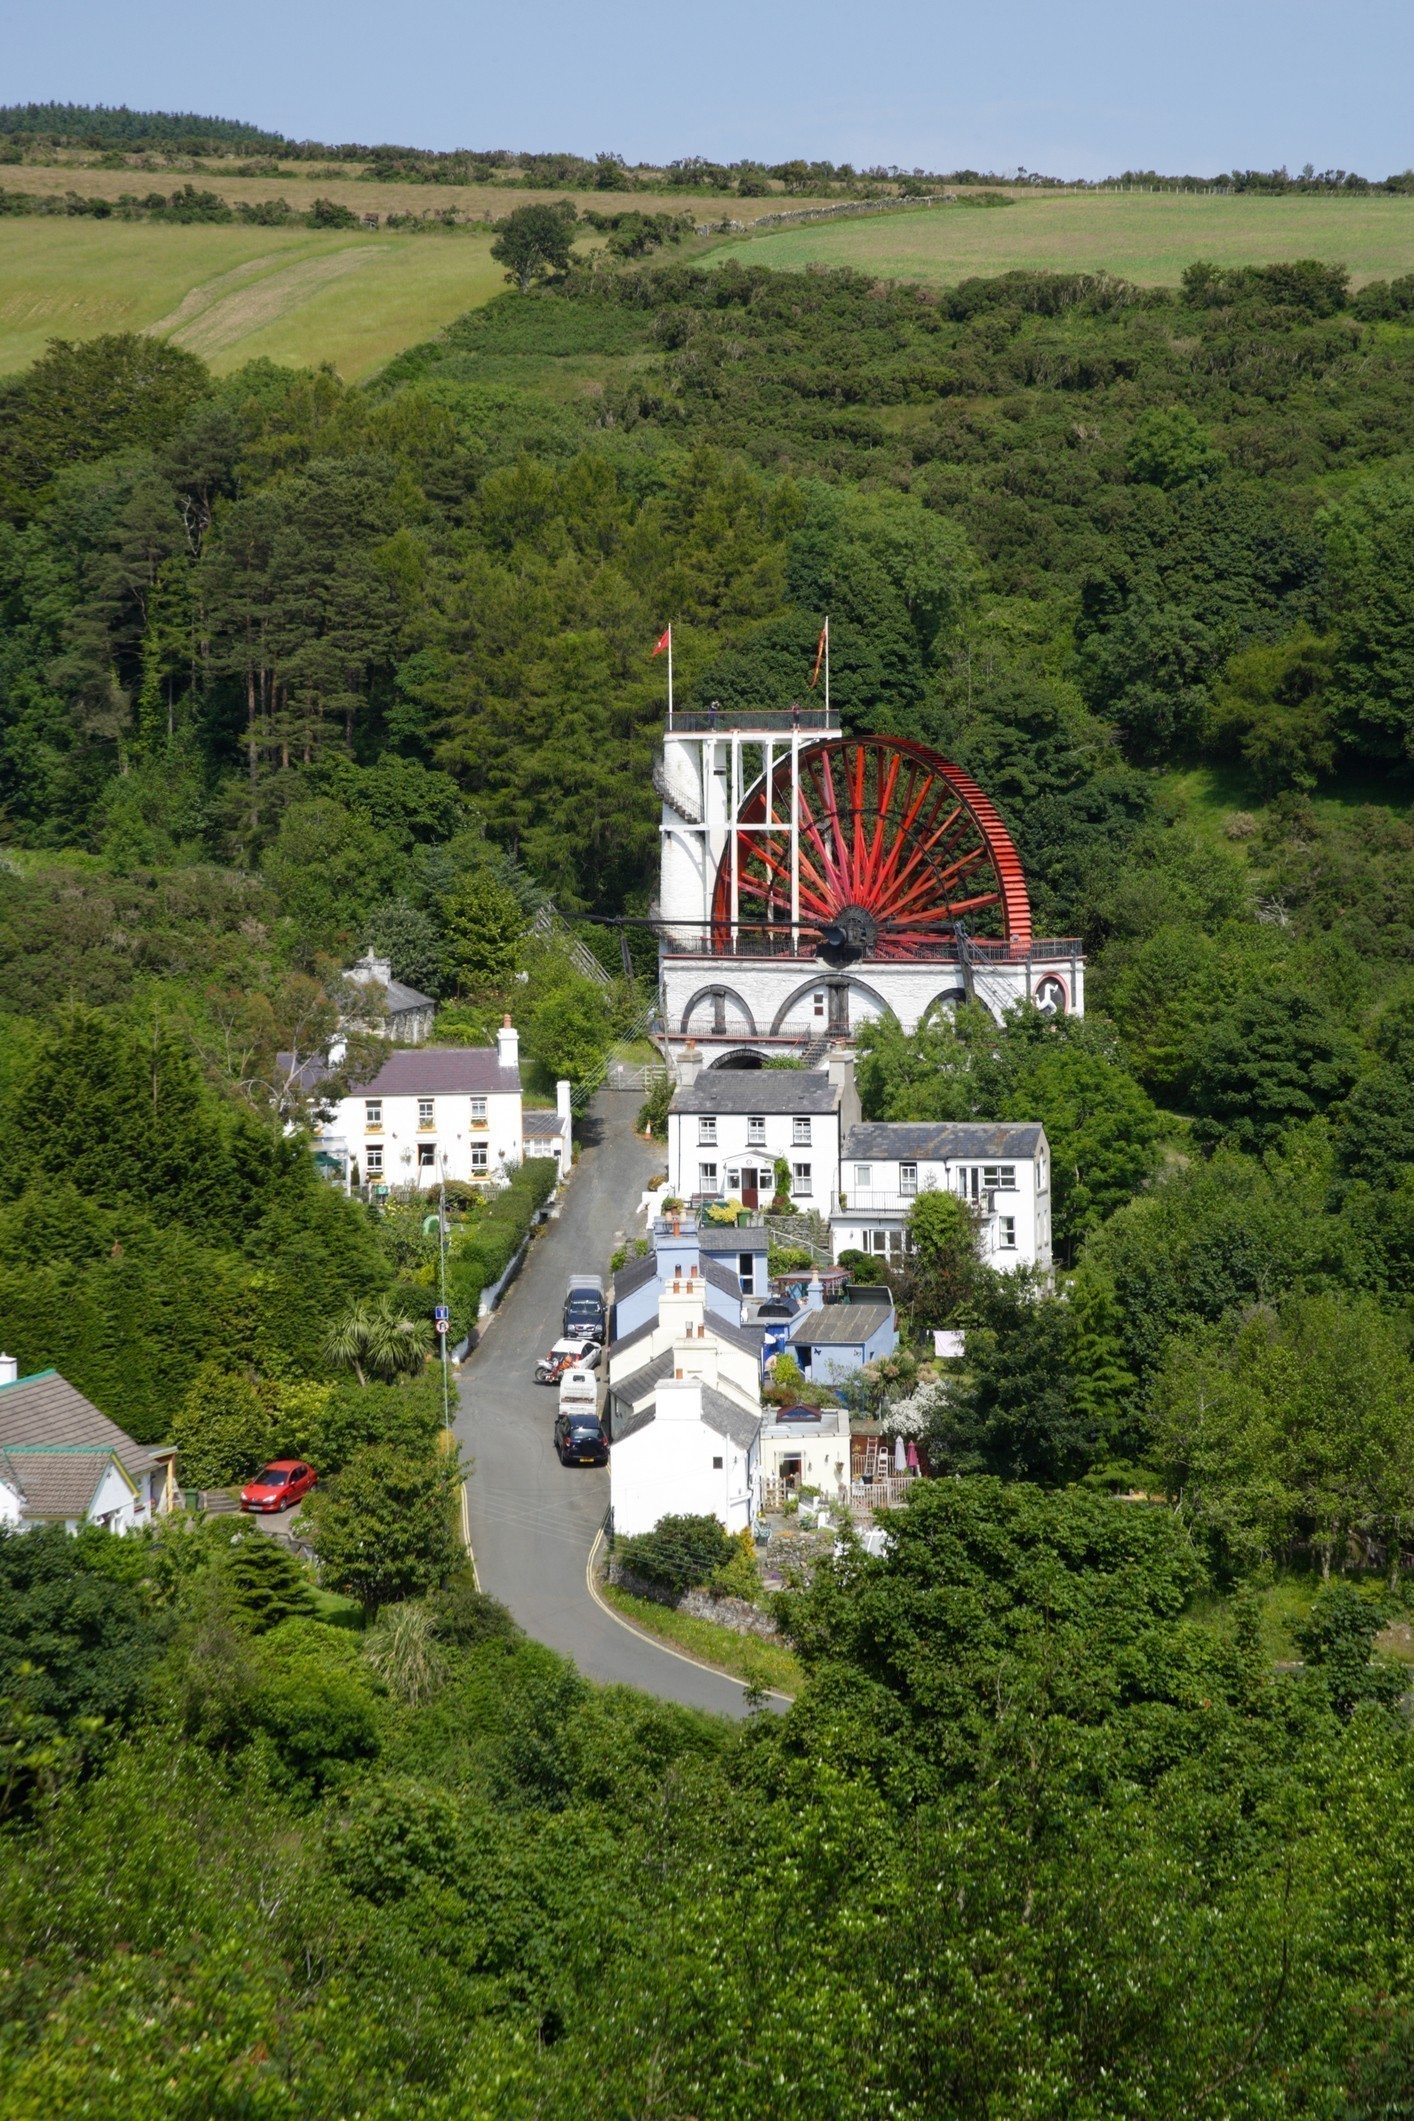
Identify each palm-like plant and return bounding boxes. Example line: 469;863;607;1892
324;1295;434;1387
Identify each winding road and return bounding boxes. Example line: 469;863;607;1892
454;1089;767;1720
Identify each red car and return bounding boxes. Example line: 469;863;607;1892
240;1459;317;1513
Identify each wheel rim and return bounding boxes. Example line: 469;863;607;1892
710;736;1031;955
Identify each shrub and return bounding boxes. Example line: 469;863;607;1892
171;1365;273;1488
617;1512;733;1594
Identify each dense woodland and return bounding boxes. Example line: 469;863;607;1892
3;232;1414;2112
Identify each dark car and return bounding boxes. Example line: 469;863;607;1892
562;1294;606;1344
241;1459;317;1512
554;1411;609;1466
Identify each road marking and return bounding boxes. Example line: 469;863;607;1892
585;1529;793;1706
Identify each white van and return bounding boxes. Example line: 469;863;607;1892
557;1365;599;1417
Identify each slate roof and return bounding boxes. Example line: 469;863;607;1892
0;1369;166;1485
699;1386;763;1453
382;978;436;1015
608;1313;657;1366
792;1303;896;1346
522;1108;565;1139
611;1251;658;1304
351;1048;521;1097
702;1256;744;1299
672;1071;838;1116
842;1121;1045;1162
0;1445;122;1519
706;1312;767;1361
609;1348;677;1405
693;1224;771;1254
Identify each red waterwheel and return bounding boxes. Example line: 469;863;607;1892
710;735;1031;957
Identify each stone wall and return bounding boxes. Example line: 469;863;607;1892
607;1559;782;1641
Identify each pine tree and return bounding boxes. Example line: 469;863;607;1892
223;1531;316;1632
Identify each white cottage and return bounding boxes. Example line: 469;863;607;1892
325;1018;526;1193
830;1121;1052;1273
0;1362;177;1533
665;1049;858;1215
608;1271;763;1538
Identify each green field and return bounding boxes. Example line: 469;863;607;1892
706;190;1414;287
0;218;505;379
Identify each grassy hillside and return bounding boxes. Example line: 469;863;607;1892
0;219;506;378
706;189;1414;286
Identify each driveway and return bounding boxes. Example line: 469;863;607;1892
454;1089;771;1721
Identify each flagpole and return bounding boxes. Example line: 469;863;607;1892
667;624;673;722
824;616;830;717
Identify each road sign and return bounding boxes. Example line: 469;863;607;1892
435;1318;449;1335
434;1304;449;1322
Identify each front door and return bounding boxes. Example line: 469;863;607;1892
740;1166;761;1209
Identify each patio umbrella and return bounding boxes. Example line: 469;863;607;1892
906;1440;920;1471
894;1435;907;1474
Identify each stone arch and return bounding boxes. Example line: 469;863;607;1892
920;986;969;1028
707;1047;765;1070
678;983;757;1038
768;974;893;1038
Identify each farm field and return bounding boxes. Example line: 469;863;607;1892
0;218;505;378
705;190;1414;286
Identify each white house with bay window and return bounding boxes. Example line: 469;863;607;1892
665;1049;857;1215
830;1121;1052;1275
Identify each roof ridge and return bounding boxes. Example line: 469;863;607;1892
0;1368;58;1390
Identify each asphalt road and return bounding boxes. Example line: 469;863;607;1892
454;1089;768;1720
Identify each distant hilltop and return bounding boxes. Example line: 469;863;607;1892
2;105;1412;197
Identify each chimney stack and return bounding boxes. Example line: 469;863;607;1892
497;1014;520;1074
676;1039;702;1090
826;1043;861;1130
0;1353;18;1386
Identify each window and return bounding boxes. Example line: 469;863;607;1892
698;1162;719;1194
791;1162;812;1197
738;1252;756;1292
899;1161;918;1195
471;1144;489;1173
418;1098;434;1128
698;1116;717;1146
470;1096;487;1125
999;1216;1017;1249
747;1115;766;1145
854;1164;872;1190
418;1143;436;1168
364;1099;382;1130
712;1455;723;1470
983;1164;1017;1191
365;1146;384;1174
791;1117;811;1146
812;990;826;1020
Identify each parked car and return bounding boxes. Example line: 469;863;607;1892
563;1274;606;1344
554;1410;609;1466
534;1337;601;1385
241;1459;317;1512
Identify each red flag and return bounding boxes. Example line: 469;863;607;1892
809;617;828;689
651;626;671;658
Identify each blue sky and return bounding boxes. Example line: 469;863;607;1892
8;0;1412;180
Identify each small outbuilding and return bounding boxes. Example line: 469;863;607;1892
788;1301;898;1386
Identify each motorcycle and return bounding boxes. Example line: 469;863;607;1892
534;1339;597;1386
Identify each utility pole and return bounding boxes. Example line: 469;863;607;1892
436;1154;452;1435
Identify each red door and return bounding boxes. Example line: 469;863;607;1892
741;1167;760;1209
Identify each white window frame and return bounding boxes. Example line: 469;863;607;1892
364;1099;382;1130
470;1144;489;1173
747;1115;766;1146
417;1142;436;1168
365;1145;384;1174
698;1116;718;1146
999;1215;1017;1249
418;1098;434;1129
791;1117;811;1146
983;1164;1017;1191
899;1162;918;1195
854;1164;872;1190
470;1096;488;1125
791;1162;812;1197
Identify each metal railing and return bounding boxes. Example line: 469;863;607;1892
667;708;839;734
661;934;1083;963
